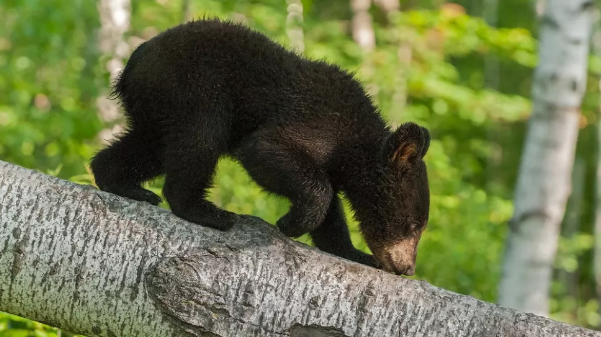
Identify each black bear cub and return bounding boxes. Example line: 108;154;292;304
91;19;430;276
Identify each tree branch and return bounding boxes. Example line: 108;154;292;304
0;160;598;337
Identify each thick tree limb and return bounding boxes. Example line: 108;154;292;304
0;160;599;337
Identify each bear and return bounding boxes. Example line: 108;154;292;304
90;19;430;276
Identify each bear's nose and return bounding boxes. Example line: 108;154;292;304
391;263;415;276
402;264;415;276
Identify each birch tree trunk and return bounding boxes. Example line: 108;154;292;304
183;0;193;23
286;0;304;53
351;0;375;52
1;161;599;337
536;0;548;17
498;0;594;316
96;0;131;144
351;0;378;98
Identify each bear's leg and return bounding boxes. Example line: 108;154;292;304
310;196;377;267
90;130;163;205
236;134;333;238
161;120;238;231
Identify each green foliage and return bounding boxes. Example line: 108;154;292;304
0;312;83;337
1;0;600;333
0;0;102;179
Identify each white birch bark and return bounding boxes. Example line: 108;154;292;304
536;0;548;17
1;161;599;337
286;0;304;53
351;0;375;52
351;0;378;98
498;0;594;316
183;0;193;23
98;0;130;82
96;0;131;143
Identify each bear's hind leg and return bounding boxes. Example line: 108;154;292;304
161;114;238;231
310;196;377;267
90;130;163;205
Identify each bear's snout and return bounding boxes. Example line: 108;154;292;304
371;236;420;276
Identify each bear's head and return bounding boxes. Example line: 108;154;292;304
355;122;430;276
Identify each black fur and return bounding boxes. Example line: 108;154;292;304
90;19;430;274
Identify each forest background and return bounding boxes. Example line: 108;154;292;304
1;0;600;335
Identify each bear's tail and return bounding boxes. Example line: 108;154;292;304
108;41;149;101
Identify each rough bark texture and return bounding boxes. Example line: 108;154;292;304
0;161;599;337
498;0;594;316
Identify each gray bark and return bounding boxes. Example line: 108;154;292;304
0;160;599;337
498;0;594;316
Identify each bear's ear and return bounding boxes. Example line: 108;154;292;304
384;122;430;166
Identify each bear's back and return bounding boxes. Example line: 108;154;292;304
147;19;302;84
116;19;385;162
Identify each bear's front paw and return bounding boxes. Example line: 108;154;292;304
101;185;162;206
276;213;309;238
200;211;238;231
138;189;163;206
